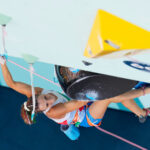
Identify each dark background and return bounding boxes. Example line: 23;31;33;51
0;86;149;150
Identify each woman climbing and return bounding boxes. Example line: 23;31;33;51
0;56;150;127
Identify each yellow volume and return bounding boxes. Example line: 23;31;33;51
84;9;150;58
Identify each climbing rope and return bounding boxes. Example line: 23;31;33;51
29;64;36;121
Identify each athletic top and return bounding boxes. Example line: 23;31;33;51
42;89;85;125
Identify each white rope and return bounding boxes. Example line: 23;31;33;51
29;64;36;121
1;25;7;54
24;102;30;111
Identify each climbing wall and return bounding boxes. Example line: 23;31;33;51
0;0;150;82
0;56;150;111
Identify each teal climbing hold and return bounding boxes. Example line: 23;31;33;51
22;54;38;64
0;13;12;25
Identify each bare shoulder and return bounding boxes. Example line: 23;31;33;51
46;104;66;119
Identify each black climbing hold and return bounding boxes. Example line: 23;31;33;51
55;65;138;101
82;60;92;66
